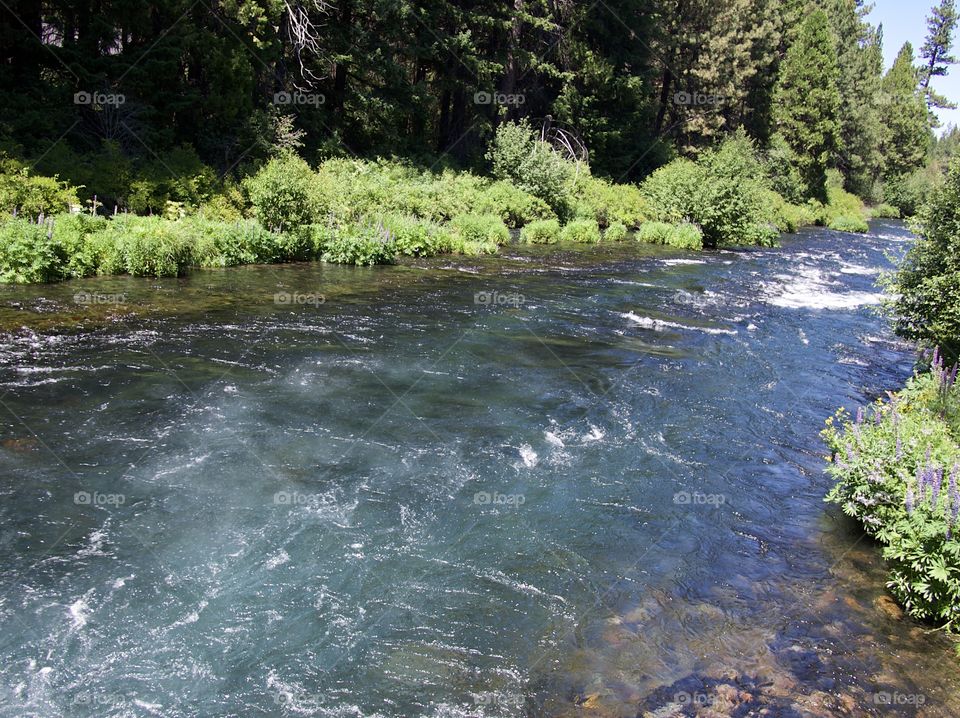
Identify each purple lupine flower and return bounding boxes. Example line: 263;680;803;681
906;485;915;515
856;406;864;425
950;464;959;507
895;434;903;460
931;467;944;509
875;409;882;426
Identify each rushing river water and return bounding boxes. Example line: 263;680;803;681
0;222;958;717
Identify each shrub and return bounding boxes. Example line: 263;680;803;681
636;221;704;250
560;219;601;244
244;152;322;231
762;133;808;203
51;213;107;278
520;219;561;244
641;132;778;248
472;180;555;228
189;218;286;267
0;218;64;283
379;214;455;257
321;224;396;266
451;213;510;246
572;174;648;228
0;162;79;217
870;203;901;219
486;120;574;216
890;157;960;362
828;215;869;233
885;165;944;217
824;353;960;629
603;221;629;242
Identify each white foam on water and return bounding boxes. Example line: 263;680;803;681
765;267;883;309
265;549;290;570
518;445;538;468
68;596;91;629
581;425;605;443
660;258;707;265
544;431;565;448
622;312;737;335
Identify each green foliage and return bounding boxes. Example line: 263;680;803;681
321;224;396;266
244;152;322;231
379;214;455;257
559;219;601;244
471;181;556;228
636;221;704;250
520;219;561;245
890;157;960;361
764;189;816;233
824;357;960;629
571;174;648;228
885;165;945;217
772;10;842;202
828;215;870;233
0;218;63;283
91;216;196;278
0;161;79;217
486;121;575;217
451;214;510;246
603;221;629;242
641;133;779;248
880;44;933;180
869;203;902;219
51;213;107;278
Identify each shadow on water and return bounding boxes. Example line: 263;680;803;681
0;221;957;717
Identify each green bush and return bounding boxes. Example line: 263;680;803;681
885;165;944;218
0;161;79;217
520;218;561;244
560;219;601;244
321;224;396;266
641;132;778;248
486;120;574;217
379;214;455;257
451;213;510;246
828;215;870;233
244;152;322;231
603;221;629;242
824;354;960;629
571;174;648;228
51;213;107;278
890;157;960;362
472;180;555;228
0;218;64;283
96;215;196;277
636;221;704;250
870;203;901;219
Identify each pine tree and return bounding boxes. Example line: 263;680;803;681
880;42;933;178
920;0;959;110
772;9;842;201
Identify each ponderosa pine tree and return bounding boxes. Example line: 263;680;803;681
919;0;959;111
880;43;933;179
772;9;842;202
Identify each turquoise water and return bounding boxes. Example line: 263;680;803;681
1;223;958;717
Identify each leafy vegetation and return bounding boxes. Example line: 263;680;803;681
520;219;561;245
825;352;960;629
559;219;601;244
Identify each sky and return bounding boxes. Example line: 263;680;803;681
868;0;960;132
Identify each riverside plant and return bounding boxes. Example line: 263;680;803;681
824;351;960;631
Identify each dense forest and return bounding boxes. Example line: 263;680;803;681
0;0;956;211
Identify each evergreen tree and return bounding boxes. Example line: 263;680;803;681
920;0;959;110
880;42;933;178
772;9;842;201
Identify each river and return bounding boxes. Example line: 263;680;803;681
0;221;957;717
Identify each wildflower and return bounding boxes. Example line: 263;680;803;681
931;467;944;509
906;485;915;515
856;406;864;425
